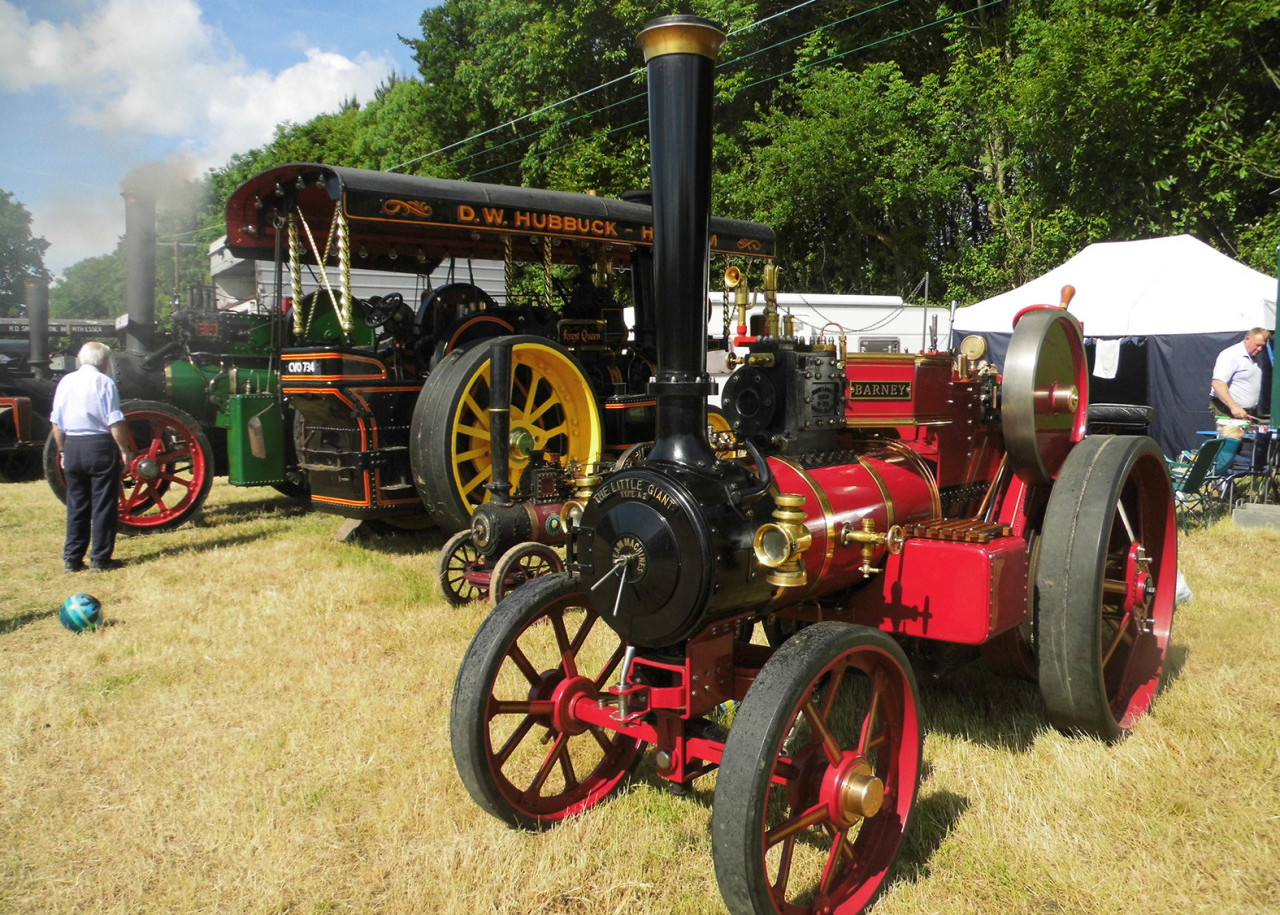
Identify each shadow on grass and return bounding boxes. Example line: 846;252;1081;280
890;787;970;884
620;754;966;904
188;494;313;526
350;525;449;556
1;607;59;635
917;661;1047;752
125;529;307;562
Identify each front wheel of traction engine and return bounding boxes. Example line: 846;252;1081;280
1036;434;1177;742
44;399;214;533
410;336;603;534
489;542;564;605
436;529;489;606
713;622;923;915
450;572;644;829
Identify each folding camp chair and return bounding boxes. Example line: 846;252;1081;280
1221;428;1280;507
1167;438;1227;533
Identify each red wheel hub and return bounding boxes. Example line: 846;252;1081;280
1122;543;1153;616
548;675;598;737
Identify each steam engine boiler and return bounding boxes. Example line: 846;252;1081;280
450;14;1177;915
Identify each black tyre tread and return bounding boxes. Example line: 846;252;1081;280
409;335;597;533
1036;433;1172;741
409;338;495;529
43;431;65;503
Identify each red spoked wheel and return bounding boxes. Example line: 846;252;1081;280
118;401;214;531
1036;434;1177;741
713;622;922;915
437;530;490;606
450;572;644;828
489;542;564;605
44;399;214;534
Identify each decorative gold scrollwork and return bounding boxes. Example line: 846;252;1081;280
382;199;433;219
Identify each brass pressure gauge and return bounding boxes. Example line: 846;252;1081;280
960;335;987;361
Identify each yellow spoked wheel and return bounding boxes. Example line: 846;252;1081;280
411;336;603;532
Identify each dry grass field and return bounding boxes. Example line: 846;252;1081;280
2;478;1278;914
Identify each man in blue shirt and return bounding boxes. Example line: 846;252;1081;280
49;342;135;572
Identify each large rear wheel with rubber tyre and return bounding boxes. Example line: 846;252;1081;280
1036;434;1177;741
712;622;923;915
410;336;603;533
45;399;215;533
450;572;643;829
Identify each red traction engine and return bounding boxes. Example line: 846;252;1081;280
450;15;1177;915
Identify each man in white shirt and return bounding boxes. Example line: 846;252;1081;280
1210;328;1270;420
49;342;135;572
1208;328;1271;474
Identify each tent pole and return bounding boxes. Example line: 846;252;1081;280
1273;222;1279;421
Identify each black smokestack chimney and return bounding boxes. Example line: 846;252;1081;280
122;183;157;356
24;277;49;380
637;15;725;468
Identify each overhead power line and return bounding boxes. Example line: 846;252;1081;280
461;0;1007;182
437;0;911;177
386;0;849;175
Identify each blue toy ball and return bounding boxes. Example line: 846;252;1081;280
60;593;103;633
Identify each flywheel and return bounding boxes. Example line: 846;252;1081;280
1001;307;1089;484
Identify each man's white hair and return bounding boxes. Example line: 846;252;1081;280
77;341;113;368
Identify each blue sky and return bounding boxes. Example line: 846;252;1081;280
1;1;437;274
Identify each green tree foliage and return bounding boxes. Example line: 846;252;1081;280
394;0;759;191
946;0;1280;293
48;252;125;320
0;190;50;317
730;63;962;293
196;0;1280;306
728;0;1280;301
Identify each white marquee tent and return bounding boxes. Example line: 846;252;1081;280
952;235;1277;457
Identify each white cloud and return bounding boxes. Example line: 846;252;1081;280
203;48;391;166
35;192;124;274
2;0;391;164
1;0;396;273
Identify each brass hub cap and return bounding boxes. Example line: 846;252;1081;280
824;757;884;826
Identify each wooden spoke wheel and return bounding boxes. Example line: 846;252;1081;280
713;622;922;915
45;400;214;533
437;529;490;606
450;572;643;828
410;336;602;533
489;542;564;605
1036;434;1177;741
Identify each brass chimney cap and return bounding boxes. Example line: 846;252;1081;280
638;15;726;62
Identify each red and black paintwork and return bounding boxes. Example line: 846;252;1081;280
451;15;1177;915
